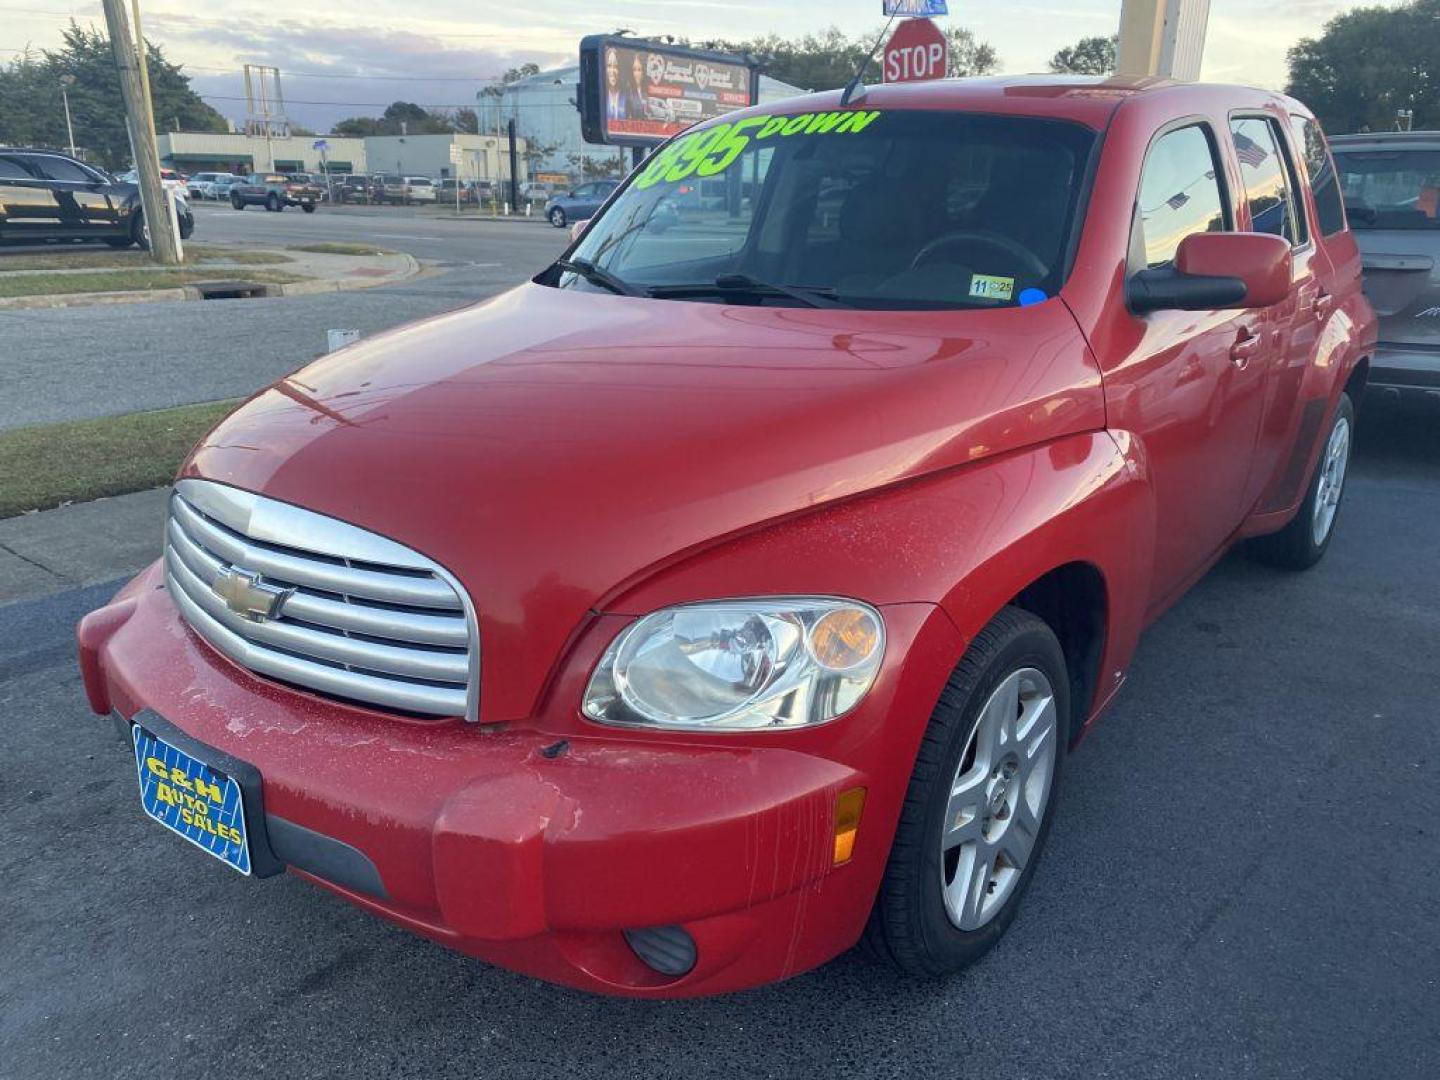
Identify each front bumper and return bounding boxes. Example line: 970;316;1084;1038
77;561;956;996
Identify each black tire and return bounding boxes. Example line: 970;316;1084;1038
230;193;245;210
265;193;281;212
1249;392;1355;571
863;606;1070;978
549;207;567;229
130;210;150;251
105;235;135;249
301;201;316;214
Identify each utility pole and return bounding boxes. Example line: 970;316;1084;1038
100;0;180;264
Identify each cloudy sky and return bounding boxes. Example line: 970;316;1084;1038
1;0;1393;131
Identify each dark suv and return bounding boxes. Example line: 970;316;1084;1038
0;147;194;248
1331;131;1440;408
230;172;323;212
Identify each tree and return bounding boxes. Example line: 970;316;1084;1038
478;63;541;100
1049;34;1116;75
332;100;453;137
0;22;225;169
451;107;480;135
1287;0;1440;134
566;151;625;180
695;24;999;91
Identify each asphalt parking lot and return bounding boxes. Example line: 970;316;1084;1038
0;205;568;431
1;407;1437;1080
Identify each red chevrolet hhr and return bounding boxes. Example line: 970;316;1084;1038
79;77;1374;997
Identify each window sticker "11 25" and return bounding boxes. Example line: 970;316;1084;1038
634;111;884;190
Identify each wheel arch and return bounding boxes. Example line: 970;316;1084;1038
1008;561;1109;743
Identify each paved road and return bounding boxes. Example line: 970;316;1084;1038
0;206;567;432
2;413;1437;1080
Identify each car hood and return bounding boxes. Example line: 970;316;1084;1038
184;283;1102;721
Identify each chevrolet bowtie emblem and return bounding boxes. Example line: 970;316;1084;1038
213;567;292;622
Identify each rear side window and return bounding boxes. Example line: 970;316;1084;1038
1229;117;1305;245
0;154;35;180
36;156;97;183
1135;125;1227;269
1291;118;1345;236
1332;148;1440;231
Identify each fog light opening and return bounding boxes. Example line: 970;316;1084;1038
833;786;866;866
623;926;697;978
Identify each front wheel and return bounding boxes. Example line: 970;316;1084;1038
549;207;567;229
231;193;245;210
1249;391;1355;571
301;201;316;214
863;607;1069;978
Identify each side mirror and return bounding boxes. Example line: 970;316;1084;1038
1128;232;1292;313
570;220;589;243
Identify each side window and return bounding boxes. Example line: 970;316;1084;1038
35;156;96;183
0;154;35;180
1135;125;1228;269
1290;115;1346;236
1229;116;1304;245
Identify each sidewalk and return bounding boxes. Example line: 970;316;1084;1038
0;487;167;605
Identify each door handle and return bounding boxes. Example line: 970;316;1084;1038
1230;327;1262;369
1312;290;1334;317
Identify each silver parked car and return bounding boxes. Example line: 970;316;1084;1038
1331;131;1440;408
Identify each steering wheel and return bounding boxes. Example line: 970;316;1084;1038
909;229;1049;279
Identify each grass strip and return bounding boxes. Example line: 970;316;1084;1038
0;246;293;271
0;268;304;299
0;400;240;519
289;242;394;256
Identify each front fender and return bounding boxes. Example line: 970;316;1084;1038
607;429;1155;730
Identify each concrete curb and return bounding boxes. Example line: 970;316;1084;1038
0;252;422;311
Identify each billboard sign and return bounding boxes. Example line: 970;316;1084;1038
883;0;949;14
579;36;759;147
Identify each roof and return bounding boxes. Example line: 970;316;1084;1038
1329;131;1440;148
737;75;1289;130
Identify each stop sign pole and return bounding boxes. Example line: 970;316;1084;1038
883;18;949;83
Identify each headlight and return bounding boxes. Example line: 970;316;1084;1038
582;598;885;732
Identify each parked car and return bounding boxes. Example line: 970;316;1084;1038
401;176;437;204
0;147;193;248
116;166;188;201
332;173;378;204
209;174;245;201
78;78;1374;998
544;179;621;228
186;171;235;200
438;178;486;205
229;172;322;212
1329;131;1440;409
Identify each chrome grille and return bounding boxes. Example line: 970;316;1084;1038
164;479;478;720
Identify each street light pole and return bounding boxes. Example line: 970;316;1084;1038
59;74;77;157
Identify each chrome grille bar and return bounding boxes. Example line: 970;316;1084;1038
164;479;478;720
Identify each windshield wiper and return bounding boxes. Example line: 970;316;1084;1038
650;274;846;308
555;257;644;298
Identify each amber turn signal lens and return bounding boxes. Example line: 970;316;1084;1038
833;786;866;865
809;608;881;670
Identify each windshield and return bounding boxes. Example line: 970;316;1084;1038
557;109;1095;309
1333;149;1440;230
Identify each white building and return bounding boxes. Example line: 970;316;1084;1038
157;132;368;175
361;133;528;184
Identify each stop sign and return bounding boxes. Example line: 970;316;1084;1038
883;18;949;83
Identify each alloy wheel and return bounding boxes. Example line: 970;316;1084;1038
940;667;1058;930
1312;414;1352;546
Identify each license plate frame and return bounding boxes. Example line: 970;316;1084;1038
126;710;284;878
